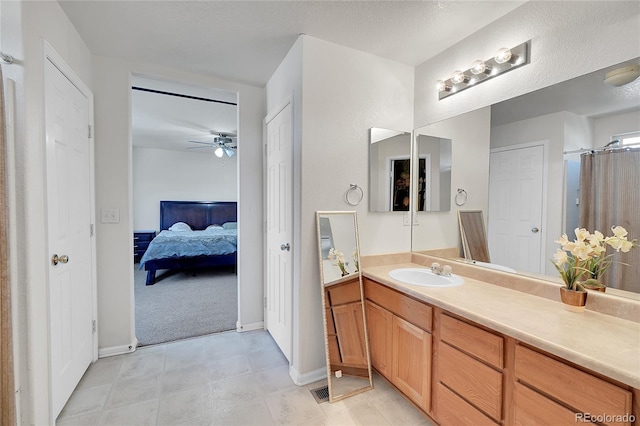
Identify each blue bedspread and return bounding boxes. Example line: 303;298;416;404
139;228;237;268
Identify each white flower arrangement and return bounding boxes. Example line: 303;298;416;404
552;226;637;291
327;248;348;276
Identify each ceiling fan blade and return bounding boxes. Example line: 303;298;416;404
186;146;213;150
187;140;215;146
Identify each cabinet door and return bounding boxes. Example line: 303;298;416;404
366;301;393;378
392;315;431;411
332;302;367;367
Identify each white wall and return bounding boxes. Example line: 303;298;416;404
413;107;491;253
132;147;238;231
593;110;640;146
412;0;640;260
266;35;414;382
3;1;94;423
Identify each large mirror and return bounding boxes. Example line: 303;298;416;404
369;128;411;212
414;134;452;212
315;211;373;402
412;57;640;297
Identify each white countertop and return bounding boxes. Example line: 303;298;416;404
363;262;640;389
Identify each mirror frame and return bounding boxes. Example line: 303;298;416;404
315;211;373;402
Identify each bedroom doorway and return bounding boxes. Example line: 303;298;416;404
131;75;239;346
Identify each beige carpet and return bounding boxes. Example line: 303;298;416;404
134;265;238;346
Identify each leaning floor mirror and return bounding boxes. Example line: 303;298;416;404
315;211;373;402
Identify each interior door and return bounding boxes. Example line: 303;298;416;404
265;101;293;361
45;56;95;418
488;145;544;274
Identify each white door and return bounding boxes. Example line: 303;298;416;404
488;145;544;274
265;101;293;361
45;56;95;418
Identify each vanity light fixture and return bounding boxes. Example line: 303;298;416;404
437;41;530;100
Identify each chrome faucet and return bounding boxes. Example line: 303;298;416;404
430;262;452;277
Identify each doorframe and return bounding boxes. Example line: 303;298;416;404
42;40;98;415
489;140;549;274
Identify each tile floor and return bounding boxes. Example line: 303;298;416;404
56;330;434;426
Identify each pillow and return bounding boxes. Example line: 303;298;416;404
168;222;192;232
222;222;237;229
206;224;223;230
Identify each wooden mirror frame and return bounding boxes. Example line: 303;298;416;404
458;210;491;263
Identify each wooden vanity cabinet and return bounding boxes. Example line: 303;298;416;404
364;278;432;412
513;344;633;426
363;277;638;426
434;311;504;425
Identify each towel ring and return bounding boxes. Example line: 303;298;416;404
455;188;468;206
345;184;364;206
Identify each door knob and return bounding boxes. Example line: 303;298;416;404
280;243;290;251
531;227;540;233
51;254;69;265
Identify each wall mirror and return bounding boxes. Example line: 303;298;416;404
369;128;412;212
315;211;373;402
414;134;452;212
412;57;640;297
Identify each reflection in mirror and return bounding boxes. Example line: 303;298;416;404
316;211;372;402
369;128;412;212
458;211;491;263
415;134;452;212
412;57;640;298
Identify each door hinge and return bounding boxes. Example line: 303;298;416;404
88;124;92;138
92;320;96;333
90;224;94;237
264;297;267;309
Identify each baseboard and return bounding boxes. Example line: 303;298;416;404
98;339;138;358
236;321;264;332
289;365;327;386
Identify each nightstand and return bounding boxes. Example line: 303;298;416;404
134;230;156;263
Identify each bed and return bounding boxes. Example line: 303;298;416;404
139;201;237;285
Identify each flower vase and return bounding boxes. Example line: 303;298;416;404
559;287;588;312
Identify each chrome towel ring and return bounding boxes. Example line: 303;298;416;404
455;188;468;206
345;184;364;206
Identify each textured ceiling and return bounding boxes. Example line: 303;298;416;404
59;0;525;87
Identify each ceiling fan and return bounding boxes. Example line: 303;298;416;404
187;131;237;158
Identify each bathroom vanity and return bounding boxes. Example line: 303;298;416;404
362;253;639;426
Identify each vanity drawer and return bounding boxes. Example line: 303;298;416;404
515;345;632;424
440;313;503;369
436;383;498;426
439;342;503;421
364;278;432;332
513;382;578;426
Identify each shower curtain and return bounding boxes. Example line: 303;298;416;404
0;65;16;425
579;149;640;293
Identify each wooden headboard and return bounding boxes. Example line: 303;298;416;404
160;201;237;231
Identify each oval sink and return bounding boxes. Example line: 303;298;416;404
388;268;463;287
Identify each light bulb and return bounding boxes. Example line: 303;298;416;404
451;70;468;84
214;147;224;157
436;80;450;92
494;47;512;64
470;60;491;75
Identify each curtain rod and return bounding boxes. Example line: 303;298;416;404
564;143;640;155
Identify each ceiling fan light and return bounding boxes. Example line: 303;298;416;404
214;147;224;157
224;147;236;157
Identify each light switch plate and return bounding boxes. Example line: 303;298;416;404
101;208;120;224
